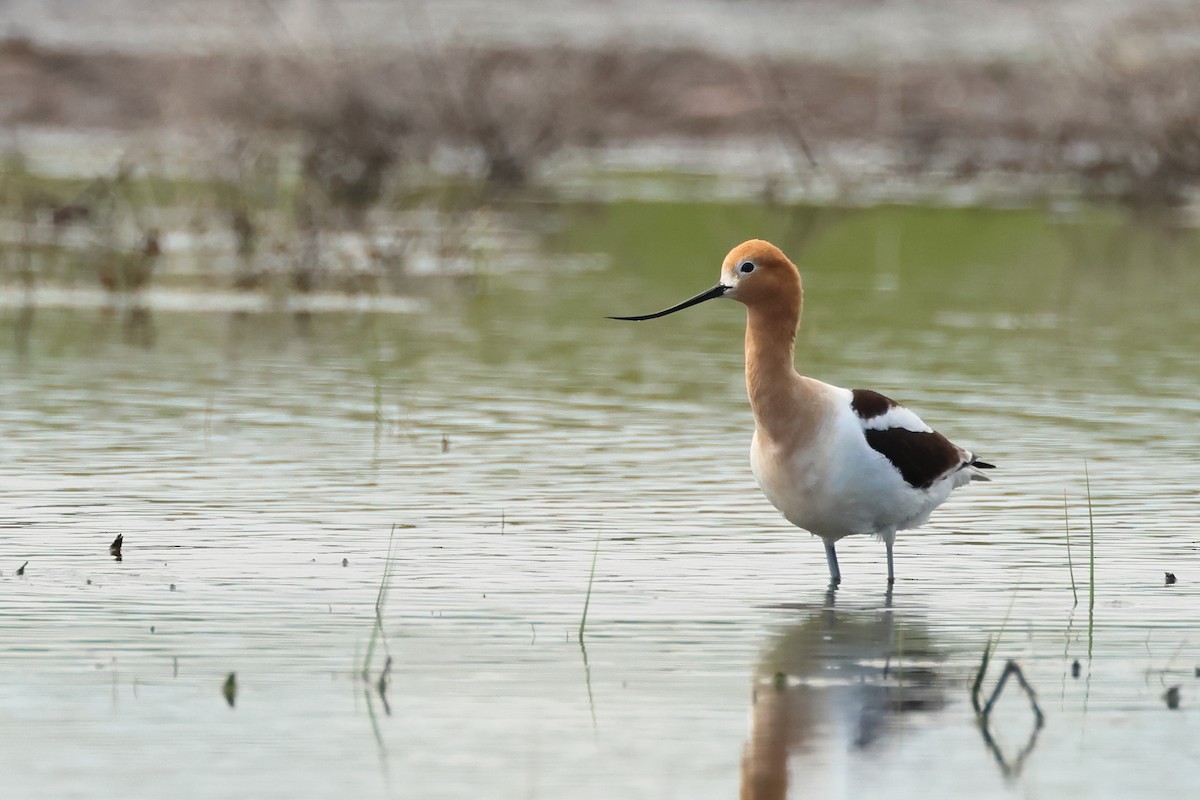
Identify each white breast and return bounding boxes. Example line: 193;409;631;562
750;384;954;542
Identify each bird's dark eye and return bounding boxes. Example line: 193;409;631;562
739;262;754;274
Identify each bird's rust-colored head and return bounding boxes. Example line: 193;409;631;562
718;239;802;311
608;239;802;322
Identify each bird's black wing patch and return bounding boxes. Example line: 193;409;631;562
863;428;966;490
851;388;984;488
850;388;897;421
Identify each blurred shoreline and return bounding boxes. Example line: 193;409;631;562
4;1;1200;304
6;0;1196;62
4;0;1200;208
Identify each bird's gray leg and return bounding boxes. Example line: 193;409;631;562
825;542;841;586
886;537;895;585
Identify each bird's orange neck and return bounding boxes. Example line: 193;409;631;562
744;293;816;445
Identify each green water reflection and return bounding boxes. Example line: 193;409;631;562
3;199;1199;800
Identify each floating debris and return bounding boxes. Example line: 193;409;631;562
1164;686;1181;710
1071;660;1081;679
1165;572;1177;585
16;561;28;576
222;673;238;708
109;533;123;561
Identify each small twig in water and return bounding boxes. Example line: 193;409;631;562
376;656;393;716
1063;491;1077;607
1085;462;1096;660
971;637;994;714
377;655;393;694
362;524;399;681
580;637;598;731
363;687;388;759
579;531;601;642
972;641;1045;779
982;660;1046;727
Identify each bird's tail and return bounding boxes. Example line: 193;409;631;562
968;456;995;482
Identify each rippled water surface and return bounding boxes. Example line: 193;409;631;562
2;203;1199;798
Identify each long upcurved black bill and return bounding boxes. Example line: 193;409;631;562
607;284;727;321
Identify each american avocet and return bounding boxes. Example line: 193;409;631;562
611;240;993;585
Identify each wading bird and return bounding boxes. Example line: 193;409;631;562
611;240;992;586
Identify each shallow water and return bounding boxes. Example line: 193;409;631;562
2;202;1199;798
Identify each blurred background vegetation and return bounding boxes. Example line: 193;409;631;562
3;0;1200;304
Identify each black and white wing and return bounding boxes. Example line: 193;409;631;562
850;389;994;490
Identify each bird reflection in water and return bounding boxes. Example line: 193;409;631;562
741;590;945;800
